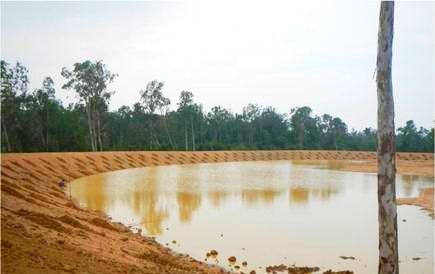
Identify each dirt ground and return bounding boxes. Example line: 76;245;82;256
1;150;433;274
397;188;434;217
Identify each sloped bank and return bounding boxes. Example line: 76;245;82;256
1;150;433;274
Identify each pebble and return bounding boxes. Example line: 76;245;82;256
63;264;75;272
412;257;422;261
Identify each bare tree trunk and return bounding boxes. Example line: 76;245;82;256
376;2;398;274
249;125;254;146
97;113;103;151
92;106;97;151
40;129;46;149
154;134;161;148
86;102;96;151
191;117;195;151
298;123;304;149
2;121;11;152
162;114;175;149
149;116;154;149
46;102;49;151
184;122;188;151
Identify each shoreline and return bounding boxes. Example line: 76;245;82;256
397;188;434;218
1;150;433;274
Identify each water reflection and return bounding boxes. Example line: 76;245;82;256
132;191;168;235
289;187;310;205
311;186;339;201
71;161;433;236
291;159;348;170
207;191;229;208
289;185;340;205
70;161;434;274
241;189;281;205
177;192;201;223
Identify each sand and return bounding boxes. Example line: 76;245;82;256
1;150;433;274
397;188;434;217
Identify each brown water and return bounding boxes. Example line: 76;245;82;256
70;161;434;274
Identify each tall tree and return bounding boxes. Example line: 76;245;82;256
61;60;116;151
0;61;29;152
242;104;261;146
178;91;193;151
177;91;202;151
207;106;232;146
396;120;424;152
139;80;170;149
255;107;289;149
290;106;312;149
32;77;56;151
330;117;347;150
376;2;398;274
2;59;433;153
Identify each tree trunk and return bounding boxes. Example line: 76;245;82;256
91;105;97;151
191;117;195;151
46;102;49;151
97;113;103;151
2;121;11;152
149;116;154;149
376;2;398;274
86;101;96;151
40;128;46;149
161;114;175;149
184;122;188;151
298;123;304;149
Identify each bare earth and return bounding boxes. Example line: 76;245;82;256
397;188;434;218
1;150;433;274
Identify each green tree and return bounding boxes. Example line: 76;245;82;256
290;106;312;149
242;104;261;147
139;80;170;149
206;106;233;148
31;77;56;151
423;128;434;152
61;60;117;151
177;91;204;151
0;61;29;152
396;120;424;152
330;117;347;150
2;60;433;154
255;107;289;149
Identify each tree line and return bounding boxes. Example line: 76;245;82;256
1;60;433;153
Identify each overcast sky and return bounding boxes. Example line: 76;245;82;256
1;1;433;130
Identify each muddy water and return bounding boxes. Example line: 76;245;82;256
70;161;434;274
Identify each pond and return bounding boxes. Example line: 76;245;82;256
70;160;434;273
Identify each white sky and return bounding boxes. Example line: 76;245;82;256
1;1;434;130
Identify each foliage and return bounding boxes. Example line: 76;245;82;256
1;60;433;153
61;60;117;151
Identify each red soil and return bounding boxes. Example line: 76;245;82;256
1;150;433;274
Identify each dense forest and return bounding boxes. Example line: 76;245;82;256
1;60;433;153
